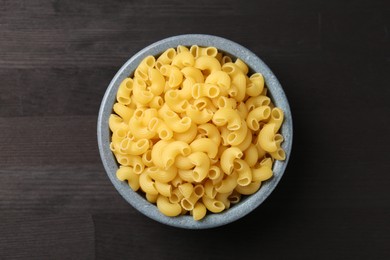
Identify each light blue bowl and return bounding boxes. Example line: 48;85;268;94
97;34;293;229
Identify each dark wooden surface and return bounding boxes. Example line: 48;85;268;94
1;0;389;259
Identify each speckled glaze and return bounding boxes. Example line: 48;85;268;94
97;34;293;229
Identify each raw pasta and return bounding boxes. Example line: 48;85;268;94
110;45;286;221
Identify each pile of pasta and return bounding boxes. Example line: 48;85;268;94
109;45;286;220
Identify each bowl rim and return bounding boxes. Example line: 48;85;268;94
97;34;293;229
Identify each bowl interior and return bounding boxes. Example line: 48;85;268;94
97;34;293;229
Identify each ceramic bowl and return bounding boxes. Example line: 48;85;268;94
97;34;293;229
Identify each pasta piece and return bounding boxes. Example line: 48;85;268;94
189;45;200;58
226;120;248;146
215;191;232;210
268;107;284;133
234;159;252;186
147;117;173;140
220;147;243;175
186;105;213;124
132;77;153;105
169;188;184;203
258;123;278;152
155;181;172;197
178;169;195;182
190;138;218;159
181;192;199;211
160;65;183;89
177;45;189;53
187;152;210;182
139;171;158;195
193;184;205;198
244;144;259;167
245;95;271;111
270;147;286;160
116;166;140;191
141;150;153;167
158;105;191;133
156;48;176;65
165;90;189;113
147;166;178;183
172;51;195;69
215;171;238;193
116;78;133;105
252;165;273;182
178;183;194;199
181;67;204;83
151;140;172;168
202;195;225;213
157;195;182;217
234;58;249;75
197;123;221;146
148;68;165;96
119;138;149;156
173;123;198;144
199;46;218;57
246;106;271;131
146;193;158;203
114;154;144;174
161;141;192;169
113;103;134;123
192;202;207;221
109;114;127;133
236;102;248;119
212;107;241;131
134;56;155;81
194;56;221;74
208;165;222;182
228;190;241;204
174;155;194;170
204;179;217;199
205;71;231;95
235;181;262;195
216;96;237;109
178;78;195;100
231;72;246;102
246;73;264;97
191;83;220;99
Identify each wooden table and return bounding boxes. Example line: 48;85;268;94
1;0;389;259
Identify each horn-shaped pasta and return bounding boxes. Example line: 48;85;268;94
116;166;140;191
186;105;213;124
172;51;195;69
116;78;133;105
212;107;242;130
220;147;243;175
181;67;204;83
258;123;278;152
190;138;218;159
156;195;181;217
246;106;271;131
188;152;210;182
162;141;192;169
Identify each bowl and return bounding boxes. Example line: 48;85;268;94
97;34;293;229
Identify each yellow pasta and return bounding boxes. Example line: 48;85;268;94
156;195;181;217
116;78;133;105
110;45;287;221
212;107;242;130
220;147;243;175
192;202;207;221
246;106;271;131
189;138;218;159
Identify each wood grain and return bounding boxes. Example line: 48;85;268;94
0;0;389;259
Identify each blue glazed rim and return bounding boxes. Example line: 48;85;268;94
97;34;293;229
